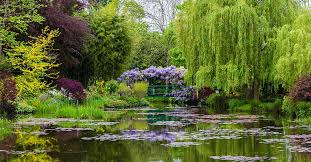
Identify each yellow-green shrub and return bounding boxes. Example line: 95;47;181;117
117;83;132;97
132;82;149;98
7;27;60;96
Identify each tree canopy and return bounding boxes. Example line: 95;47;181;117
0;0;44;54
87;0;131;81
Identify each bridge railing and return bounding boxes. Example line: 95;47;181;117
147;85;177;96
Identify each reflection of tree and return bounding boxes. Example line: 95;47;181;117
81;140;171;162
55;134;297;162
11;127;59;162
117;120;149;130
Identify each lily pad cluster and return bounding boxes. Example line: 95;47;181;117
81;130;177;142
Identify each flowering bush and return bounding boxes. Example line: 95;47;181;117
118;66;186;86
289;74;311;101
56;77;86;102
170;86;215;103
170;86;196;103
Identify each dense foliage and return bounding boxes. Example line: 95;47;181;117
163;23;185;67
56;77;86;102
0;0;44;53
176;0;311;99
87;0;131;81
290;74;311;101
129;32;170;69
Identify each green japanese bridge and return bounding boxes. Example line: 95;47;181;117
147;85;177;96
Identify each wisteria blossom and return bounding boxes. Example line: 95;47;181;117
118;66;186;86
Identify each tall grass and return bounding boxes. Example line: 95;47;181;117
32;97;122;120
17;92;148;120
0;119;11;141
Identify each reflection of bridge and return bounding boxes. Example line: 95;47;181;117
147;85;177;96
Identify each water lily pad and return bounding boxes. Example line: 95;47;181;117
150;121;190;127
86;122;119;126
81;130;176;142
261;139;288;144
210;155;276;161
162;142;201;147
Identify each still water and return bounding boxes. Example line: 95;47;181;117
1;106;311;162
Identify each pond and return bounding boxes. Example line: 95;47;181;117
1;106;311;162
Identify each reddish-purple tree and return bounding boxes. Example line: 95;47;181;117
289;74;311;101
0;71;17;113
29;0;91;85
56;77;86;102
0;71;17;103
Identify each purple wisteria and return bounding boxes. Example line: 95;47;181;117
118;66;186;86
169;86;196;102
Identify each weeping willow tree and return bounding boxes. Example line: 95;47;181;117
176;0;310;99
273;12;311;89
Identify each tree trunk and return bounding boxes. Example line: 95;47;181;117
253;77;260;101
246;78;260;101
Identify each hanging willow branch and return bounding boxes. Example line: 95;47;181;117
176;0;310;97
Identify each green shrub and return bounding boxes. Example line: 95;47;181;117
228;99;246;110
104;80;119;95
117;83;132;97
282;96;311;119
0;55;12;71
296;102;311;118
103;99;129;108
93;80;105;95
249;99;261;109
228;98;253;112
122;97;149;107
255;99;283;113
16;100;36;114
239;104;252;112
282;96;296;117
206;93;227;110
132;82;149;98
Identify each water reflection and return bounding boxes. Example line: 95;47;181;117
0;126;59;162
1;107;311;161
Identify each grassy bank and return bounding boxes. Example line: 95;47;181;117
16;95;148;120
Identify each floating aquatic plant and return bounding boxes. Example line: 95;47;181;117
210;155;276;161
162;142;201;147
